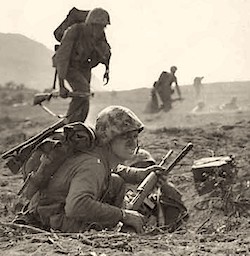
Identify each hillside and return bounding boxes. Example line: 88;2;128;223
0;33;55;90
0;33;109;92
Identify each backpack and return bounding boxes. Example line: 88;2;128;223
54;7;90;42
20;122;96;200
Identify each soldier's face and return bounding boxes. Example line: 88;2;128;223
111;131;139;161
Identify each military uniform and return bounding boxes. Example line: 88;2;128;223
155;68;181;111
21;106;144;232
26;146;158;232
17;106;185;233
193;76;204;100
53;9;111;123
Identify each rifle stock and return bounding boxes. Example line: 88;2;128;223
1;118;66;174
33;91;92;106
127;143;193;212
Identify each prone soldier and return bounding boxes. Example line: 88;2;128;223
13;106;169;233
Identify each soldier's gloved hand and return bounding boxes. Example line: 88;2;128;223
103;70;109;85
121;209;145;233
60;86;69;99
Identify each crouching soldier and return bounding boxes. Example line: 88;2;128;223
15;105;168;233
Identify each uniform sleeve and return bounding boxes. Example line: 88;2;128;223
90;40;111;68
65;157;122;227
115;164;148;184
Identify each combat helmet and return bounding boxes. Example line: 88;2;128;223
170;66;177;73
95;105;144;145
125;148;156;168
63;122;96;149
85;7;111;25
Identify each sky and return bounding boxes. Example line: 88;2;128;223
0;0;249;91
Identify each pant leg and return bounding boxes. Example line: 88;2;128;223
65;67;91;123
161;86;172;111
156;85;172;111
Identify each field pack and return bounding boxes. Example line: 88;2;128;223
54;7;90;42
18;122;96;199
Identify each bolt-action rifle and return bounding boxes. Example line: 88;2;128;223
1;118;67;174
127;143;193;214
33;91;93;106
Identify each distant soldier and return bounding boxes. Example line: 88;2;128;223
193;76;204;100
155;66;182;112
219;96;239;111
53;8;111;123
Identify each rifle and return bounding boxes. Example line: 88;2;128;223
33;91;93;118
1;118;67;174
126;143;193;213
33;91;93;106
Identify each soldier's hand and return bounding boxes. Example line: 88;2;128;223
155;173;166;187
103;70;109;85
60;87;69;99
145;165;167;176
121;209;145;233
134;165;167;182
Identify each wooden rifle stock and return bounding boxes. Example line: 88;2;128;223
127;143;193;211
1;118;67;174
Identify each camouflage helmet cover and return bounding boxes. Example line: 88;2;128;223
63;122;96;148
85;7;111;25
125;148;156;167
95;105;144;145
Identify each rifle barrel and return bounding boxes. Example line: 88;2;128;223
1;118;66;159
163;143;193;175
159;149;174;166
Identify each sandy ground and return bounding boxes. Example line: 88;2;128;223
0;83;249;255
